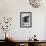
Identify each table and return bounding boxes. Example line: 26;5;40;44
5;39;46;46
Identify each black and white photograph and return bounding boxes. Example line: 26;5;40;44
20;12;32;28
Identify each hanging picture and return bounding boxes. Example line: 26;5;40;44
20;12;32;28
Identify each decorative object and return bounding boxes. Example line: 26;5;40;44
1;17;12;39
20;12;32;28
32;35;39;41
29;0;44;8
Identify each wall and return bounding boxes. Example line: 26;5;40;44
0;0;46;40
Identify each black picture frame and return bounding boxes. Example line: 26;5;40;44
20;12;32;28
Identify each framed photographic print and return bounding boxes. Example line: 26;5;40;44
20;12;32;28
